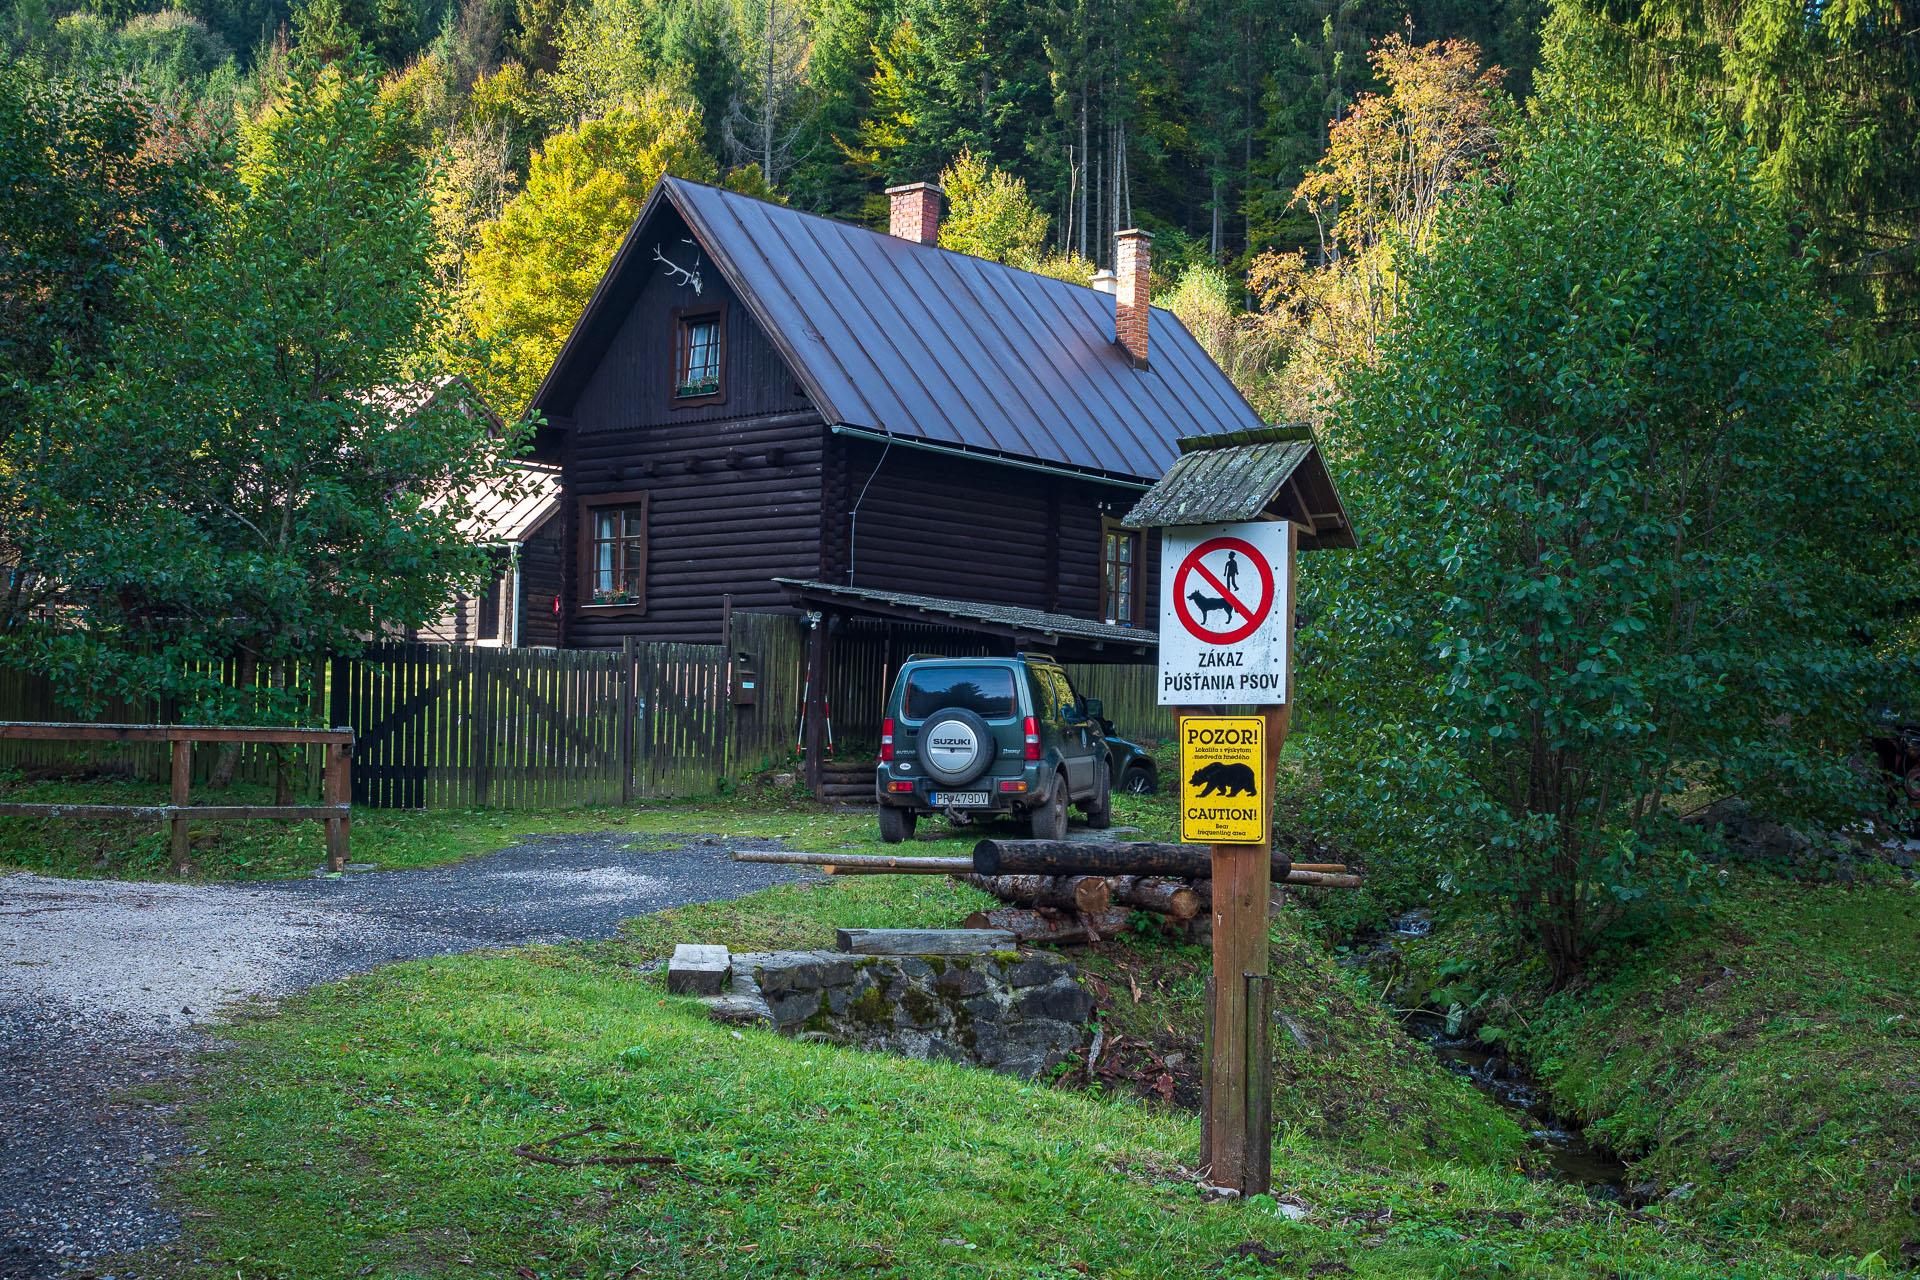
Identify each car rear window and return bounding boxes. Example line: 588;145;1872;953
903;667;1018;720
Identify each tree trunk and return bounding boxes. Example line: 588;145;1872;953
208;652;259;789
960;904;1131;945
958;873;1110;915
975;838;1294;881
1112;875;1201;920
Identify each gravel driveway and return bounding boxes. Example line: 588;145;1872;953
0;832;814;1278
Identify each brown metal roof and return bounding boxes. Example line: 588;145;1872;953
532;178;1267;484
774;579;1158;662
456;461;561;542
1122;425;1356;550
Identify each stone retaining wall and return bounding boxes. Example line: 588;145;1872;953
708;949;1094;1081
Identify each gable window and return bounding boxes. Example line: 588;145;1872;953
1101;520;1139;626
672;303;726;405
578;490;649;610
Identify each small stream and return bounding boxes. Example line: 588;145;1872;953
1401;1009;1630;1193
1351;914;1631;1195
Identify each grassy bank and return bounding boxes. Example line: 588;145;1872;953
1518;874;1920;1264
134;882;1833;1279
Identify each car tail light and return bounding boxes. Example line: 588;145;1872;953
1023;716;1041;761
887;781;914;793
998;779;1027;793
880;717;894;762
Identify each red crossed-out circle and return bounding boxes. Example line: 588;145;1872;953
1172;537;1273;645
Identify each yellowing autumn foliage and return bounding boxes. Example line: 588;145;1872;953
938;149;1048;268
459;85;715;410
1245;33;1507;420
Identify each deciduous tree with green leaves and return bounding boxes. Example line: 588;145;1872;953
1304;86;1920;986
458;83;715;409
3;47;517;726
938;147;1048;266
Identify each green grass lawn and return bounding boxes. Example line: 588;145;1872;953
134;873;1839;1280
0;761;1185;882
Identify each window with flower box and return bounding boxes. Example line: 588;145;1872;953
673;304;726;405
578;491;649;611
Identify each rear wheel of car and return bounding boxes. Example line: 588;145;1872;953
1119;762;1156;795
1030;775;1069;840
879;806;917;844
1083;760;1113;829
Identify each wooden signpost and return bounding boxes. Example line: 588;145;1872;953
1160;523;1296;1194
1126;424;1353;1196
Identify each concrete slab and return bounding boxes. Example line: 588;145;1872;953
667;943;731;995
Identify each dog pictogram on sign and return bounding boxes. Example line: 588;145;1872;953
1157;521;1291;706
1172;536;1275;644
1180;715;1266;843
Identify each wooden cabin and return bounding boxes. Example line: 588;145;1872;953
501;176;1351;779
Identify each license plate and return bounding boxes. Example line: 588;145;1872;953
928;790;991;807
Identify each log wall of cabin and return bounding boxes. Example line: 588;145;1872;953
829;436;1159;627
518;520;566;647
552;250;824;647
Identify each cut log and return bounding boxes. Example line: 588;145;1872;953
1112;876;1202;921
974;839;1293;881
958;873;1110;915
836;928;1015;955
1285;869;1362;888
731;850;971;873
959;905;1132;945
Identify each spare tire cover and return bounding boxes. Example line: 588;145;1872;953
918;708;994;785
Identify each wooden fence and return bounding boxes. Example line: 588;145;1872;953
0;614;1175;810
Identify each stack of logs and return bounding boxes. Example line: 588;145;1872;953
957;865;1356;944
728;840;1364;947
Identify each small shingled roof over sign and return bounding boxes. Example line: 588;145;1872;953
1121;424;1355;549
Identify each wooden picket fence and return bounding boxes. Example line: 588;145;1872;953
0;614;1174;810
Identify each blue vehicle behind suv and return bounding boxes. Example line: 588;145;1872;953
875;654;1113;843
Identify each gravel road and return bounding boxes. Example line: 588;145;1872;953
0;832;814;1278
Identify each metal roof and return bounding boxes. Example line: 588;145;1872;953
774;579;1158;659
457;461;561;542
533;178;1267;483
1122;425;1356;550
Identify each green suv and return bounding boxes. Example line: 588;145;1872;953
875;654;1113;843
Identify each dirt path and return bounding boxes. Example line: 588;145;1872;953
0;832;812;1278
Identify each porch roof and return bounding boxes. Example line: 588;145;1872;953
773;579;1158;663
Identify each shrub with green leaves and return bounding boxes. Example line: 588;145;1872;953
1303;89;1920;985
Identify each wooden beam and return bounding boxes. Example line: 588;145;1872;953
732;849;970;873
169;739;192;873
803;616;829;795
0;803;350;821
836;928;1016;955
0;722;353;745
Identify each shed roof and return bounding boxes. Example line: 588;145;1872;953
532;178;1267;484
774;579;1157;662
449;461;561;543
1121;425;1356;550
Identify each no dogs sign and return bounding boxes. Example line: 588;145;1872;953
1180;715;1266;843
1157;521;1290;706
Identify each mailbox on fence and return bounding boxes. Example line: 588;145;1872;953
730;652;759;707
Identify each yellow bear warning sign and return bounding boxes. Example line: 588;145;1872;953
1179;715;1266;844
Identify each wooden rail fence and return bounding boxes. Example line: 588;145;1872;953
0;722;353;871
0;614;1175;812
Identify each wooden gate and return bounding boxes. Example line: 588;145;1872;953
333;644;627;808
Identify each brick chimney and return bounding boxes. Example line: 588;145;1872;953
885;182;943;246
1115;228;1151;364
